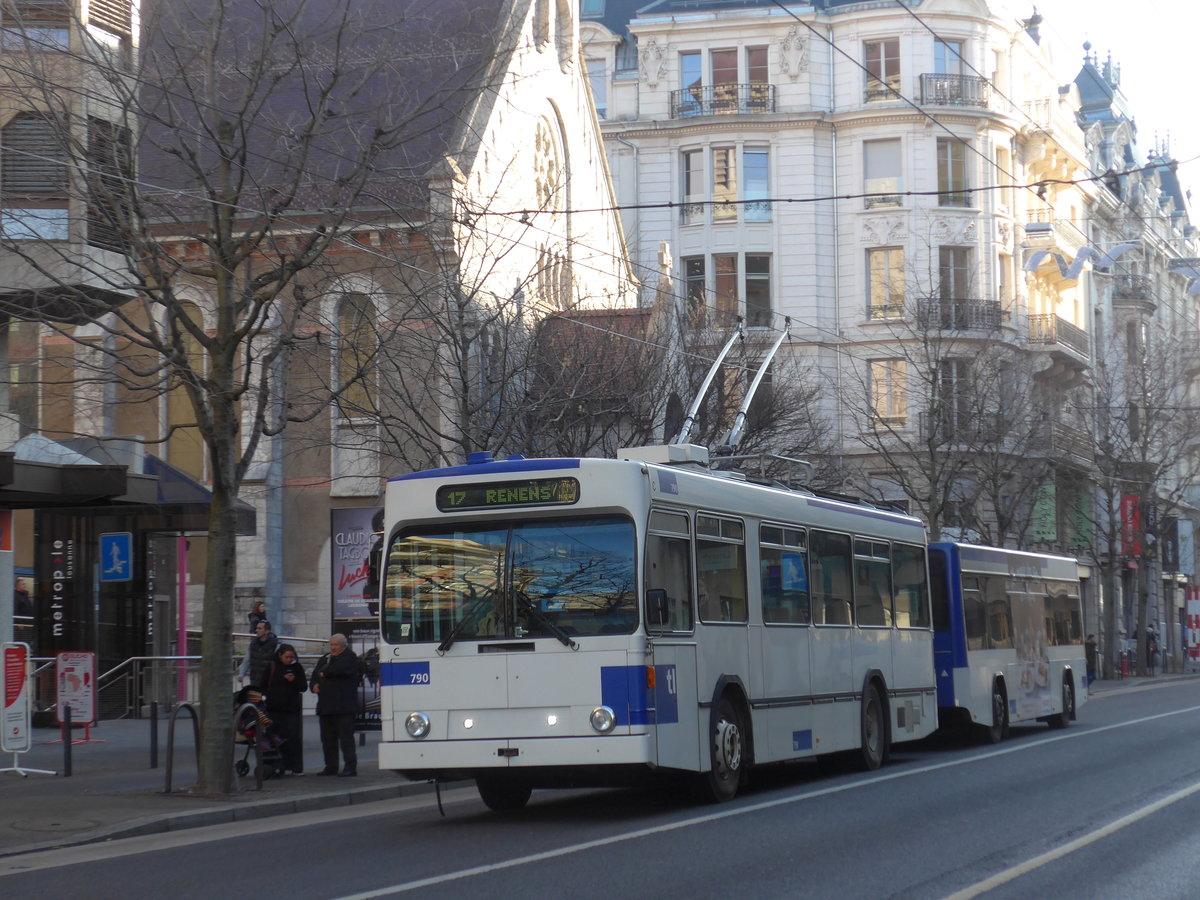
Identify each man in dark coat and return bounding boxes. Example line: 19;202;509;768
311;633;359;776
239;620;278;684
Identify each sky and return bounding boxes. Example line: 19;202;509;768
1036;0;1200;197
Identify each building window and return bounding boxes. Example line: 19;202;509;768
336;294;377;418
865;38;900;101
745;255;771;327
868;247;905;318
679;50;702;115
936;358;973;433
938;138;970;207
87;117;133;252
995;145;1013;210
870;359;907;423
934;39;963;75
938;246;972;326
1;0;70;50
681;149;704;225
711;147;737;221
864;139;902;208
744;148;769;222
683;255;706;318
586;58;607;119
714;253;738;326
0;112;68;240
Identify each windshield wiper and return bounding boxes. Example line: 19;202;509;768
436;581;495;654
515;589;578;650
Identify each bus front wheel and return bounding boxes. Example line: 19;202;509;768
476;774;532;812
858;683;888;771
693;695;746;803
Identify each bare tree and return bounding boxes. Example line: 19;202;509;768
1081;326;1200;676
0;0;519;793
839;274;1055;540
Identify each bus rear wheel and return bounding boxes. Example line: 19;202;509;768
982;680;1009;744
858;683;887;771
1050;678;1074;729
692;695;746;803
476;774;532;812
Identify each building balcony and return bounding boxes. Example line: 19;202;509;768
918;297;1002;332
1023;208;1087;258
1030;419;1094;468
0;236;132;322
1029;313;1090;386
1111;273;1157;314
920;73;990;108
670;83;775;118
1183;330;1200;377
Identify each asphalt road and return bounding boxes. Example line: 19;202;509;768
5;680;1199;900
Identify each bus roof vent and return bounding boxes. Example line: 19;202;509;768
466;451;495;465
618;444;711;466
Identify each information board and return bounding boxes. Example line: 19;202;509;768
2;642;31;753
56;651;97;726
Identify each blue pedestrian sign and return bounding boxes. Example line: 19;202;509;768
99;532;133;583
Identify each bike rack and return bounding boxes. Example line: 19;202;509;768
162;702;201;793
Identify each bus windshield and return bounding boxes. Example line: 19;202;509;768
382;515;637;645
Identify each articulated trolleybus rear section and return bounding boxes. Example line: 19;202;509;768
376;445;938;810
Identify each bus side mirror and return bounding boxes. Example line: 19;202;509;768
646;589;670;628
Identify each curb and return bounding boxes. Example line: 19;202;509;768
0;780;441;859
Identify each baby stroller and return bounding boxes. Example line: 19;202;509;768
233;686;286;779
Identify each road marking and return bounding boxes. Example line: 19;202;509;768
5;703;1198;886
331;705;1200;899
0;788;477;877
942;779;1200;899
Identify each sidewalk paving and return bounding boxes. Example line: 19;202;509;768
0;715;437;858
1;672;1195;858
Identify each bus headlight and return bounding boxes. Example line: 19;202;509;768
590;705;616;734
405;711;431;739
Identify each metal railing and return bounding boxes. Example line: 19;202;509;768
919;298;1002;331
920;73;989;107
1028;313;1090;358
670;82;775;118
1112;273;1154;300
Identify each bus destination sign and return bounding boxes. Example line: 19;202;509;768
436;477;580;512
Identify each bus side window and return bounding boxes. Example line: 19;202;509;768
985;576;1012;649
810;530;852;626
761;524;809;625
963;577;986;650
894;543;930;629
646;510;694;632
696;514;748;624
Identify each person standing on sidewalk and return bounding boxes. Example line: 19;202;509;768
239;620;278;684
1085;634;1098;690
260;643;307;775
311;633;359;777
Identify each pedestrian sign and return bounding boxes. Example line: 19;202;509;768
99;532;133;583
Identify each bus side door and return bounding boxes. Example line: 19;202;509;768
648;640;700;772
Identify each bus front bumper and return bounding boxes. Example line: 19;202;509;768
379;733;652;771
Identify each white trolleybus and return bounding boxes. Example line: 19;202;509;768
928;542;1086;742
377;445;938;810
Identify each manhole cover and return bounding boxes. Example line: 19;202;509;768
12;817;101;833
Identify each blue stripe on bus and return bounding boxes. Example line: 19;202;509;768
390;458;583;481
381;661;430;686
600;665;679;726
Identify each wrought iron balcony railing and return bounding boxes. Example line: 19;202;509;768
920;73;989;107
670;83;776;118
1028;313;1090;359
920;298;1002;331
1112;273;1153;300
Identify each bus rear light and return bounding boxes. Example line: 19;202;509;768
405;711;431;739
590;705;616;733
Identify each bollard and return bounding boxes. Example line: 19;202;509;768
62;705;72;777
150;701;159;769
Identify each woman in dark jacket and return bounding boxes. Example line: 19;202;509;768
259;643;307;774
